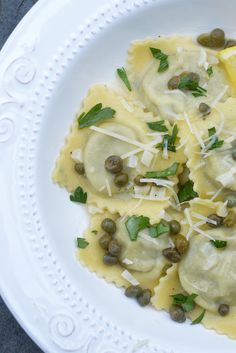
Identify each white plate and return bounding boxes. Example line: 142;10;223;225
1;0;236;352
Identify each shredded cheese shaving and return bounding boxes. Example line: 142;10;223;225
105;178;112;197
127;155;138;168
141;150;153;167
121;270;140;285
191;212;217;225
183;111;194;133
210;86;229;108
71;149;83;162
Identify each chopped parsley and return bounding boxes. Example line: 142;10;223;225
77;238;89;249
178;180;198;203
70;186;87;204
171;293;198;312
148;221;170;238
207;66;213;77
150;47;169;73
210;239;227;248
78;103;116;129
147;120;168;132
205;127;224;151
125;215;150;241
191;309;206;325
156;124;179;152
178;76;207;97
117;67;132;91
91;230;98;235
145;162;179;179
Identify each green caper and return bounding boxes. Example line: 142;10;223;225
108;239;121;257
180;71;200;83
224;39;236;49
103;253;118;265
125;285;143;298
218;304;230;316
105;155;123;174
137;289;152;307
210;28;225;48
199;102;211;117
74;162;85;175
224;193;236;208
101;218;117;234
167;76;180;90
169;304;186;323
134;175;147;186
207;214;223;228
99;233;112;250
162;248;181;263
232;149;236;161
223;211;236;227
197;33;212;47
160;263;172;276
170;220;181;235
174;235;189;255
114;173;129;187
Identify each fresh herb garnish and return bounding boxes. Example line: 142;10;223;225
150;47;169;73
149;221;170;238
147;120;168;132
210;239;227;248
77;237;89;249
125;215;150;241
146;162;179;178
205;127;224;151
78;103;116;129
117;67;132;91
191;309;206;325
156;124;178;152
91;230;98;235
207;66;213;77
70;186;87;203
171;293;198;312
178;180;198;203
178;76;207;97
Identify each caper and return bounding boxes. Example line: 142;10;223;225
103;253;118;265
101;218;117;234
162;248;181;263
105;155;123;174
137;289;152;307
170;220;181;235
197;33;212;47
167;76;180;90
134;175;147;186
169;304;186;323
174;235;189;255
125;285;143;298
232;149;236;161
199;102;211;117
161;263;172;276
99;233;112;250
114;173;129;187
207;214;223;228
224;39;236;49
210;28;225;48
180;71;200;83
223;211;236;228
74;162;85;175
108;239;121;257
218;304;230;316
224;193;236;208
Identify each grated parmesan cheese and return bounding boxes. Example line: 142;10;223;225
127;155;138;168
216;166;236;186
105;178;112;197
120;98;134;112
191;212;217;225
88;205;103;215
193;227;215;240
183;111;194;133
210;86;229;108
163;137;169;160
121;270;140;285
184;208;193;227
210;186;224;201
71;149;83;162
140;178;175;187
141;150;153;167
217;201;228;217
198;48;208;69
122;258;134;265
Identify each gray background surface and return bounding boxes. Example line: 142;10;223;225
0;1;43;352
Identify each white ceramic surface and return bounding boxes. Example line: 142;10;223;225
1;0;236;352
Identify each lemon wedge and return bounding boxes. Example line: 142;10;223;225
218;46;236;87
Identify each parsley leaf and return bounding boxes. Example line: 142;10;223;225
156;124;179;152
178;76;207;97
117;67;132;91
178;180;198;203
125;215;150;241
78;103;116;129
191;309;206;325
77;238;89;249
205;127;224;151
147;120;168;132
145;162;179;178
171;293;198;312
210;240;227;248
150;47;169;73
207;66;213;77
70;186;87;203
149;221;170;238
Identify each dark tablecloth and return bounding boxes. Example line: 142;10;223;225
0;2;43;352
